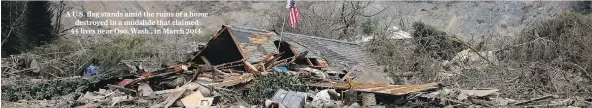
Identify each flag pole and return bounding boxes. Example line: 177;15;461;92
277;3;289;52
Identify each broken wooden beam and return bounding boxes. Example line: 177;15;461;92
123;71;178;87
162;88;187;108
213;59;244;68
201;56;229;77
309;82;440;96
210;74;254;87
513;95;558;105
388;82;440;95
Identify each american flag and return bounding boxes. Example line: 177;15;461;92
286;0;298;28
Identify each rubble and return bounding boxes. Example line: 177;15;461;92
412;87;589;107
5;25;586;108
138;82;154;97
180;92;215;107
312;89;339;102
309;80;440;96
54;25;470;107
264;100;286;108
270;89;307;108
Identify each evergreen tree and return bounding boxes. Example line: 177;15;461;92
26;1;55;45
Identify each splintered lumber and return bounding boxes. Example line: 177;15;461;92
347;78;356;89
154;83;201;95
210;74;254;87
213;59;244;68
309;82;440;96
162;88;187;108
388;82;440;95
255;53;274;73
180;91;215;107
202;56;229;77
311;82;389;89
309;80;388;89
138;82;154;97
201;56;213;69
243;60;258;74
188;70;202;83
123;71;178;87
513;95;558;105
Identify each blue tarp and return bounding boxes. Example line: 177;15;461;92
84;65;99;76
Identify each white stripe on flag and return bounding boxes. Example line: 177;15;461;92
289;7;298;28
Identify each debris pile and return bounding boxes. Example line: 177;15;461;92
416;88;591;107
57;25;440;107
5;25;589;108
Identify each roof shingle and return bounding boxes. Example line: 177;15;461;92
226;25;392;83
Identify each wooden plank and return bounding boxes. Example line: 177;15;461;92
201;56;229;78
201;56;213;70
310;82;440;96
212;74;253;87
366;85;405;92
309;82;388;89
138;82;154;97
389;82;440;95
188;69;201;83
181;92;215;107
163;88;187;108
243;59;259;74
154;87;184;95
352;83;389;89
309;83;351;89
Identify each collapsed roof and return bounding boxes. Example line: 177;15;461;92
190;25;392;84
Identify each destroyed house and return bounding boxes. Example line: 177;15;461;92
191;25;392;83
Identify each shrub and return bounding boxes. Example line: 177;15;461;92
1;77;99;101
246;73;305;105
501;12;592;76
411;22;465;60
361;18;376;35
20;36;151;77
472;12;592;99
365;22;467;84
365;37;441;84
88;36;151;76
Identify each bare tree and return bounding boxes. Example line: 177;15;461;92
265;1;391;41
1;1;28;46
51;1;74;37
1;1;31;57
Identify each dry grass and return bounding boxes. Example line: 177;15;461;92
489;12;592;99
366;38;440;84
366;22;466;85
368;12;592;100
1;32;213;101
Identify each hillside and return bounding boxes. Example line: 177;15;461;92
1;1;591;108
